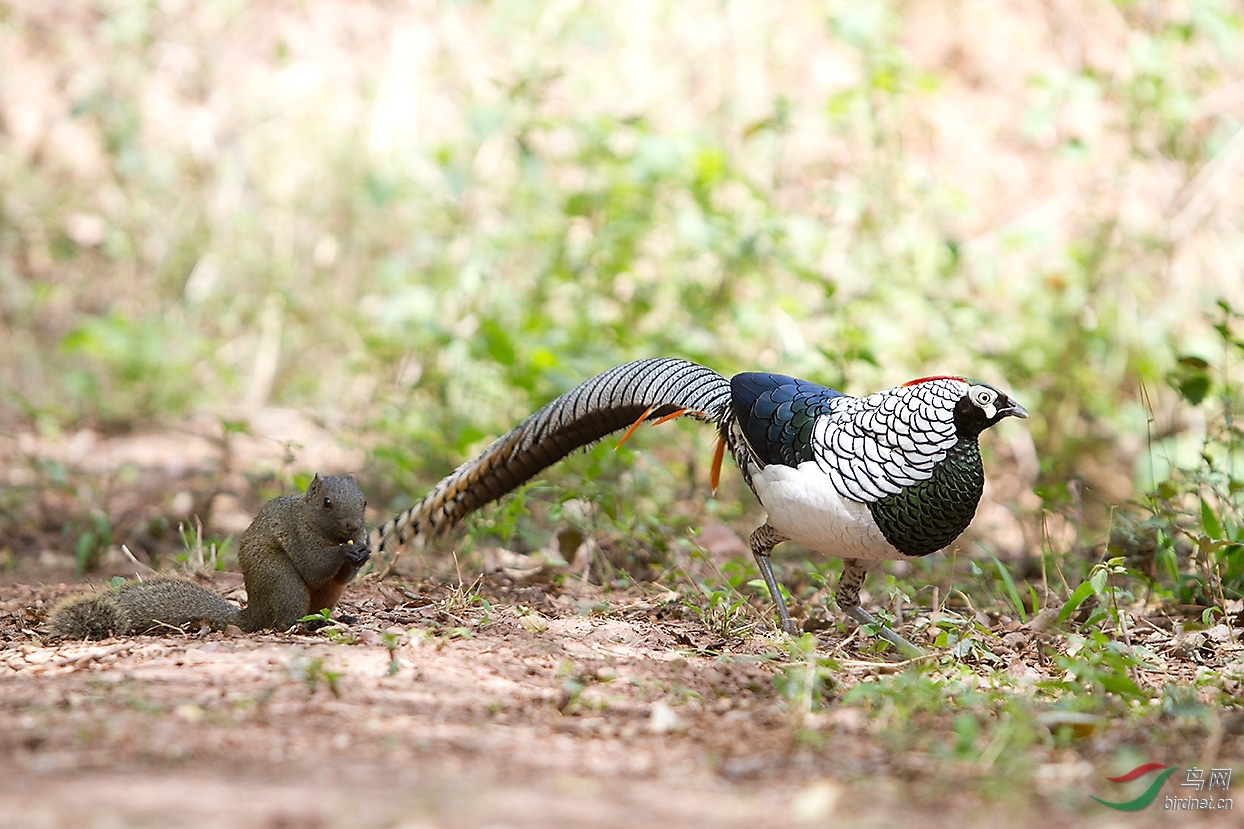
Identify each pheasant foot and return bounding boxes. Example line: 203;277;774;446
842;604;925;659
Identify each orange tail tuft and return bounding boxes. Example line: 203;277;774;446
616;407;693;450
615;406;655;450
709;435;726;494
651;407;688;426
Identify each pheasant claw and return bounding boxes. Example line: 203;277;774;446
843;604;925;659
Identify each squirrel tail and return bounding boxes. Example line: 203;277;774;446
50;577;241;639
49;591;131;640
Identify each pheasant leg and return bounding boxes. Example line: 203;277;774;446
749;523;798;635
837;559;925;658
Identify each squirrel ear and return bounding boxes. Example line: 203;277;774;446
307;473;322;493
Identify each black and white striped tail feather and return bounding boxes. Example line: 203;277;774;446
371;358;732;554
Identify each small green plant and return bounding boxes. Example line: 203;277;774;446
298;608;334;626
1087;556;1133;624
73;514;114;572
1136;301;1244;610
554;662;614;715
437;554;494;627
1039;630;1151;705
322;628;360;645
772;634;840;719
287;656;342;698
301;608;358;640
922;613;1003;664
682;584;756;640
176;520;232;573
989;554;1028;624
381;630;402;676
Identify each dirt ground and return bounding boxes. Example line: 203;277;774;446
0;572;878;828
1;566;1239;829
0;569;920;828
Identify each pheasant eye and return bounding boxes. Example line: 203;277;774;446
972;388;996;408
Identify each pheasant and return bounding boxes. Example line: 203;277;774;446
373;358;1027;652
719;370;1027;652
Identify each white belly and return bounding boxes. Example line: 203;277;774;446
750;461;903;561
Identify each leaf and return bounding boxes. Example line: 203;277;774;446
1057;581;1096;626
1201;606;1224;626
991;555;1027;623
1169;355;1212;404
1200;498;1223;540
1090;567;1109;595
1099;673;1144;698
1155;480;1181;499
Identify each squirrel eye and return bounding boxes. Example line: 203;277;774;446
322;497;332;509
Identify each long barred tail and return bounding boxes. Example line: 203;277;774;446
371;358;732;554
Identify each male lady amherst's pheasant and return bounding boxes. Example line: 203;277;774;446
372;358;1026;653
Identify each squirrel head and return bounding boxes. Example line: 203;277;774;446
303;473;367;541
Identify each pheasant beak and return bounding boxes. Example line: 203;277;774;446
1001;400;1029;419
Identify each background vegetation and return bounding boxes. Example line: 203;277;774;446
2;0;1243;819
5;0;1243;588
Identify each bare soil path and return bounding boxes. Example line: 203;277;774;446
3;572;1233;829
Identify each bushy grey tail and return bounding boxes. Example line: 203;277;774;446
372;358;731;554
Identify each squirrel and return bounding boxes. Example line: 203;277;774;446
49;474;371;639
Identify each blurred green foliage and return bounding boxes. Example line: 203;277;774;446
1;0;1241;548
1132;300;1244;601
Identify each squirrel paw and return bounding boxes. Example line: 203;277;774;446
344;542;371;565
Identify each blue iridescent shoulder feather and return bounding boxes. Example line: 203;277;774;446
730;373;847;468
